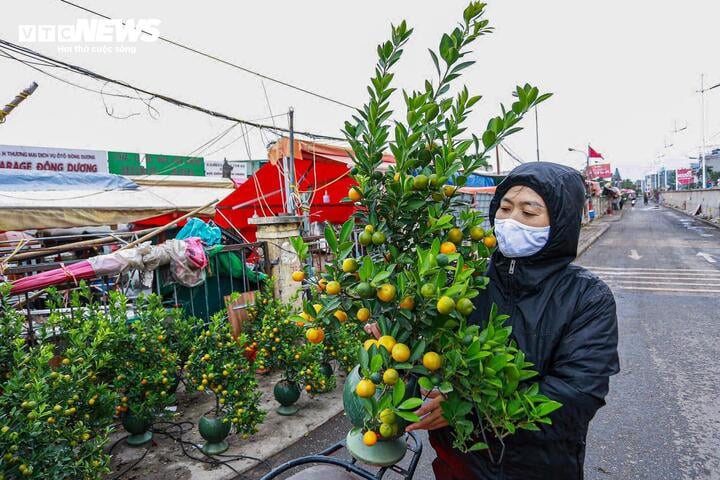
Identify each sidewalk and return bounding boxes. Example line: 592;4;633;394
578;208;624;257
108;371;347;480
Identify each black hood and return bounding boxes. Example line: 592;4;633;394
488;162;586;293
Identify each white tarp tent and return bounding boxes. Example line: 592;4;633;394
0;175;235;231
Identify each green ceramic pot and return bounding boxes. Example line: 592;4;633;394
121;413;153;447
198;415;232;455
343;365;419;439
346;428;407;467
320;362;334;378
273;379;301;416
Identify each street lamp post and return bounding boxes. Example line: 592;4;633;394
698;75;720;189
569;146;591;222
568;146;589;174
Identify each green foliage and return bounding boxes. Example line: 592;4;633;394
300;1;560;449
107;294;180;422
437;306;562;451
185;313;266;437
0;285;116;480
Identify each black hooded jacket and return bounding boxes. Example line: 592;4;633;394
429;162;620;479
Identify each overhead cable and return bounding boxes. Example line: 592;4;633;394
56;0;357;110
0;39;346;142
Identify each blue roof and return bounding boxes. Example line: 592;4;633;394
0;172;137;192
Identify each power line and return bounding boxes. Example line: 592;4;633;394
55;0;357;110
0;39;346;142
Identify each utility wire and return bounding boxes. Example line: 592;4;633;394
56;0;357;110
0;39;346;142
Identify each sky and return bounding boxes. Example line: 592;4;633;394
1;0;719;181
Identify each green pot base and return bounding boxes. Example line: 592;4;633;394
276;405;299;416
346;429;407;467
201;440;229;455
126;431;153;447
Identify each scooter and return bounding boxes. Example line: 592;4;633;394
631;198;636;207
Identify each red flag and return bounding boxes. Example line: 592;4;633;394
588;146;604;159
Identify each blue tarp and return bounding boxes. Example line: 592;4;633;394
176;217;222;246
0;172;138;192
448;173;496;188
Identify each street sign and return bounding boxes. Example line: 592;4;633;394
108;151;206;176
204;159;248;181
0;144;108;174
677;168;694;185
586;163;612;179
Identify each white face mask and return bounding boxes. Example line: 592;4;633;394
494;218;550;258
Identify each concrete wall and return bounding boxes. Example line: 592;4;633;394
661;189;720;220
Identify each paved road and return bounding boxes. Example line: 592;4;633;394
580;205;720;480
248;205;720;480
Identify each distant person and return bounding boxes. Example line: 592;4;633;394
405;162;620;480
619;196;625;210
222;158;233;179
643;192;648;205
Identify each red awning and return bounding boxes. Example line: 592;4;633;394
213;142;360;241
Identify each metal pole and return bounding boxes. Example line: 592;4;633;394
675;169;679;190
664;169;667;190
287;107;296;214
534;106;540;161
701;74;707;189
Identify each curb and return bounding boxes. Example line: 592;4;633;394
664;204;720;231
577;222;611;258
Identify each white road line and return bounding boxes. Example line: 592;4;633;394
582;266;720;273
609;286;720;293
600;279;720;287
593;272;720;278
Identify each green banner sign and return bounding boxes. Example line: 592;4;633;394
108;151;144;176
107;151;205;176
145;154;205;176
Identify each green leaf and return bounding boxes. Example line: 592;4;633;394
396;410;421;423
393;378;406;406
324;225;338;253
370;353;383;373
534;400;562;418
398;397;423;410
340;219;354;243
359;345;369;372
482;130;497;149
469;442;489;451
409;339;426;363
418;376;434;391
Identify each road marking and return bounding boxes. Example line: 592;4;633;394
593;271;720;280
582;266;720;272
628;249;642;260
607;285;720;293
697;252;717;264
600;279;720;287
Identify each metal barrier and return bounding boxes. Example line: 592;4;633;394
2;239;271;322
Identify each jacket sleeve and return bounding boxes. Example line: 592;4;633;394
537;280;619;440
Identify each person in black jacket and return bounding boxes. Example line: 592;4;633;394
406;162;620;479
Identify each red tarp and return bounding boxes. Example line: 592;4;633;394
132;139;393;240
213;140;367;241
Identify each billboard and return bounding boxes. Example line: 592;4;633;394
107;152;205;176
586;163;612;179
204;159;248;181
0;145;108;174
676;168;694;186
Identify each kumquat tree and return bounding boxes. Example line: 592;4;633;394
291;1;562;463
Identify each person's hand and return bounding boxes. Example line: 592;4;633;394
405;390;448;432
363;322;381;340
